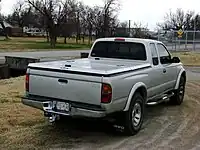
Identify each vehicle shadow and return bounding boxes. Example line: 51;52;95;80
33;117;127;149
32;102;176;149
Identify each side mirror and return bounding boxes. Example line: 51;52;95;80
80;52;89;58
172;57;180;63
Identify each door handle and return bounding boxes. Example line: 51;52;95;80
163;69;166;73
58;79;68;84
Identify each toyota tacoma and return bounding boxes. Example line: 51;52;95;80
22;37;186;135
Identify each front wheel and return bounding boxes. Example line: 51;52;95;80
123;92;145;135
169;76;186;105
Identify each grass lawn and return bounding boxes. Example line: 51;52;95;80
0;37;92;52
171;51;200;66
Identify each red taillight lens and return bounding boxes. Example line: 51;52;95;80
114;38;125;42
25;74;29;92
101;83;112;103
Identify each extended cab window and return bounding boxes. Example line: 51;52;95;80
91;41;147;60
150;43;159;65
157;43;171;64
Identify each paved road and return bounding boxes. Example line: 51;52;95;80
186;68;200;81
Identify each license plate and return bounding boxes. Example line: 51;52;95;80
54;101;70;112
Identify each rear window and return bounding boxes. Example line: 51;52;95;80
91;41;147;60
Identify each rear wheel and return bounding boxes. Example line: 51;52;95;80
123;92;145;135
169;76;186;105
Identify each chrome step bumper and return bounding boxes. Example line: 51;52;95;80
21;97;106;118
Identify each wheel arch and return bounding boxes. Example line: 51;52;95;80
175;69;186;90
123;82;147;111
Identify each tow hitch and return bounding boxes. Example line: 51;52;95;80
49;114;60;123
42;101;60;123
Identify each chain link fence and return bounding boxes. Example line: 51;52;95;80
157;30;200;51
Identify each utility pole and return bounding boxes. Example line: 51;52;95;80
128;20;131;37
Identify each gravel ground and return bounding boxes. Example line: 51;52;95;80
51;81;200;150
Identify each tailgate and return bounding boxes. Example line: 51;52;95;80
28;69;103;105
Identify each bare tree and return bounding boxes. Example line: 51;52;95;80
92;6;104;38
131;22;149;38
11;0;26;27
0;1;9;39
79;4;96;44
190;14;200;31
119;21;129;28
0;20;9;39
26;0;77;48
102;0;120;37
157;8;195;31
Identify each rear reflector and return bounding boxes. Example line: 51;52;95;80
101;83;112;103
114;38;125;41
25;74;29;92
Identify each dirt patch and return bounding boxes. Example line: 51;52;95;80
0;76;200;150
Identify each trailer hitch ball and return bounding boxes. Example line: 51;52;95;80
48;114;60;123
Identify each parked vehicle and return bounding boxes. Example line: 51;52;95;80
22;37;186;135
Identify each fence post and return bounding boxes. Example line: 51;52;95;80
175;35;177;52
193;20;196;51
185;31;188;50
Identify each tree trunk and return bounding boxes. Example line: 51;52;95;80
64;36;67;44
0;21;9;40
88;30;92;45
47;33;50;43
50;36;56;48
82;35;85;43
76;36;78;44
49;32;57;48
49;25;57;48
95;30;98;39
46;29;49;43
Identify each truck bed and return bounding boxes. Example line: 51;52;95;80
27;58;151;106
28;58;150;76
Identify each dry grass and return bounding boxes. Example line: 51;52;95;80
0;76;200;149
171;52;200;66
0;76;45;149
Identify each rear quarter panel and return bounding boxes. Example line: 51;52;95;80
101;67;151;113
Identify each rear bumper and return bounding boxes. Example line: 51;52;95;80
21;97;106;118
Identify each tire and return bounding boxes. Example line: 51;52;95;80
169;75;186;105
123;92;145;136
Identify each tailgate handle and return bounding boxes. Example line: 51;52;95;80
58;79;68;84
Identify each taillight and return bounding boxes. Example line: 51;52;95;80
114;38;125;42
101;83;112;103
25;74;29;92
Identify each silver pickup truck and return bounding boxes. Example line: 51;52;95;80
22;37;186;135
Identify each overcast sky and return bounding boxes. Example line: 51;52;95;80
1;0;200;30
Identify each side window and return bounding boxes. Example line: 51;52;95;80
157;43;171;64
150;43;159;65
